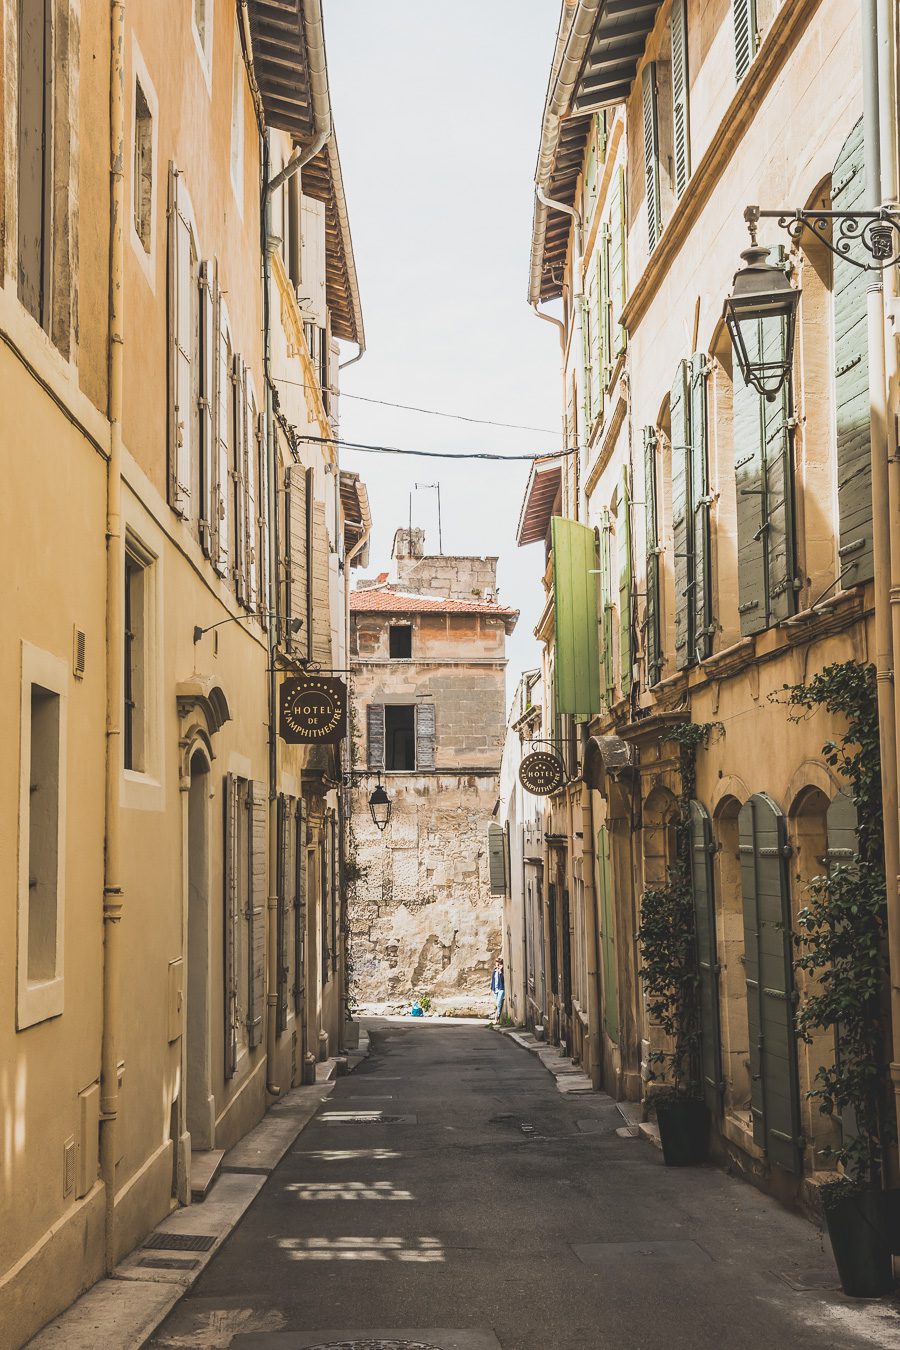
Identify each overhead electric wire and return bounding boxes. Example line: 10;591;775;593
296;432;575;462
272;375;557;434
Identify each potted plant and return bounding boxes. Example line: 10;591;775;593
638;858;709;1166
784;662;894;1297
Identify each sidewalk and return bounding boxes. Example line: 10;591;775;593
27;1036;368;1350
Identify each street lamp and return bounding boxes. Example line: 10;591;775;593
724;207;800;402
368;778;392;832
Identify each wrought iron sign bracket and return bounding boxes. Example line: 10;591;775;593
749;202;900;271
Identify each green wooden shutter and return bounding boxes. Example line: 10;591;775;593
671;360;692;668
607;169;627;361
619;466;633;696
596;825;618;1042
488;823;507;896
581;293;593;428
552;516;602;716
600;222;612;387
600;509;615;705
672;0;690;199
762;310;797;624
642;63;661;251
276;794;289;1035
833;119;874;585
643;427;662;686
690;801;722;1115
247;779;266;1049
739;793;802;1174
733;0;757;81
690;352;713;659
734;322;767;635
826;792;861;1142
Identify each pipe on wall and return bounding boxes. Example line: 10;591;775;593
100;0;126;1273
535;186;584;520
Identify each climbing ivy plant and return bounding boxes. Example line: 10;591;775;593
638;722;721;1095
777;662;890;1185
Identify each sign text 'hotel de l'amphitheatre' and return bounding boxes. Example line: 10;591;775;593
279;675;348;745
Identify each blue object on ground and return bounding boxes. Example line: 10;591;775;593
410;1002;424;1017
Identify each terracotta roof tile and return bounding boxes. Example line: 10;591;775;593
350;587;518;620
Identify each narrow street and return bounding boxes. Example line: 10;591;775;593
149;1022;899;1350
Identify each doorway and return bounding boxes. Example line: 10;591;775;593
186;750;212;1149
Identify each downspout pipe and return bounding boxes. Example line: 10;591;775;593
536;186;584;521
101;0;126;1272
866;0;900;1166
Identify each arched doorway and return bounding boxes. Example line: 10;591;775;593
186;749;213;1150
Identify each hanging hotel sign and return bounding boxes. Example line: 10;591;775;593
518;751;567;796
279;675;347;745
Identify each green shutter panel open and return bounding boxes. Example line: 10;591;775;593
739;793;803;1174
826;792;861;1142
733;0;757;81
734;323;768;635
671;0;690;199
833;118;874;585
367;703;385;769
619;467;633;696
276;794;288;1035
643;427;662;686
690;801;722;1114
609;170;627;359
642;63;661;251
581;293;593;428
223;773;239;1080
690;353;713;659
488;823;507;896
599;509;615;705
596;824;618;1042
247;780;267;1050
761;307;797;624
671;360;692;668
552;516;602;716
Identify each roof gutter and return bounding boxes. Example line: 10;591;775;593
263;0;332;195
528;0;602;304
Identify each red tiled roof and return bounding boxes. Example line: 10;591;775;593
350;587;518;620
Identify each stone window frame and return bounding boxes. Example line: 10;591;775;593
129;36;159;290
191;0;214;95
17;640;68;1030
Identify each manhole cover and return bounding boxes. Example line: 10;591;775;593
143;1232;216;1252
306;1343;442;1350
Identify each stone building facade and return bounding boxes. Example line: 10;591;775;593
348;530;518;1012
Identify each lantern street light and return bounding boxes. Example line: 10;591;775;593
724;207;801;402
368;777;392;833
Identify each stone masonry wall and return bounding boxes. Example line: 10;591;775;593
348;774;501;1010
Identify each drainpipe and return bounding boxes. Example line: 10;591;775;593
580;783;602;1089
536;186;584;521
861;0;900;1155
100;0;126;1272
264;295;281;1099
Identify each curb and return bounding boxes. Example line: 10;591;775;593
28;1036;371;1350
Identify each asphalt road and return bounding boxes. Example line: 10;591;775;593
148;1019;900;1350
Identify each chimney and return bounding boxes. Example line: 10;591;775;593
392;527;425;563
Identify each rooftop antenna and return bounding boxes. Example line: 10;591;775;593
415;482;442;554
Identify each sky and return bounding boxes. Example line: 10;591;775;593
323;0;563;696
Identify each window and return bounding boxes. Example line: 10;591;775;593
123;549;147;771
733;0;758;82
17;0;53;327
642;63;661;251
367;703;436;772
671;354;713;666
133;80;153;253
18;643;67;1029
385;706;415;770
230;32;244;208
389;625;412;658
192;0;213;81
167;166;200;520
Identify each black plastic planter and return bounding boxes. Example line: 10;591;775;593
824;1188;894;1298
654;1095;710;1166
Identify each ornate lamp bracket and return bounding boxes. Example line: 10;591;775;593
751;203;900;271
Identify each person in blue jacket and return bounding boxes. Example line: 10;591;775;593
490;957;505;1023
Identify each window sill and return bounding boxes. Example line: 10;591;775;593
17;976;64;1031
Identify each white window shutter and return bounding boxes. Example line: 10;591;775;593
299;195;327;327
367;704;385;770
415;702;436;770
214;293;231;578
233;357;247;603
247;780;266;1049
733;0;757;82
642;64;661;252
245;378;258;612
671;0;690;199
168;166;192;517
256;411;269;626
199;260;215;557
